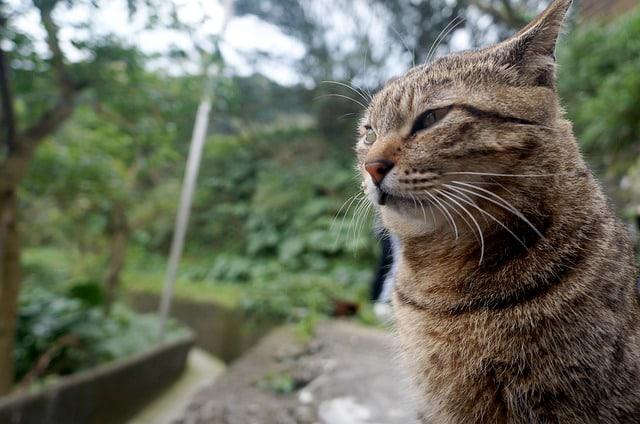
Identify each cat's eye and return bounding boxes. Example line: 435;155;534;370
411;107;451;135
364;127;377;145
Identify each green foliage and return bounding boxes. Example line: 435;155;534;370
239;265;371;323
15;284;188;384
256;371;297;395
193;128;376;266
558;7;640;213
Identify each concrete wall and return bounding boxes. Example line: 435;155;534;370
0;335;193;424
128;292;273;363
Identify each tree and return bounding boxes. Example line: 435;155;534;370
24;68;201;314
557;6;640;215
234;0;551;87
468;0;541;30
0;0;83;394
0;0;178;394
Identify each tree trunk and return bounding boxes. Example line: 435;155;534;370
0;2;79;395
0;187;21;395
103;204;128;314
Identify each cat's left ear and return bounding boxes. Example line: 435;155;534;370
495;0;573;87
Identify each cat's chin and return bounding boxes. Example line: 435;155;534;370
379;202;438;237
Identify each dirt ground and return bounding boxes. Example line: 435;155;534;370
173;320;419;424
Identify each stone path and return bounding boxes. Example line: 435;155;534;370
173;320;419;424
128;349;225;424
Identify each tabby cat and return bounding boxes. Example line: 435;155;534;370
355;0;640;422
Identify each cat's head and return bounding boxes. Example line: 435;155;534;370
356;0;579;238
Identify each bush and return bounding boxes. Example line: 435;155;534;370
558;7;640;215
14;283;188;387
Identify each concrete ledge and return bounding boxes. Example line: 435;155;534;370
175;321;419;424
0;334;194;424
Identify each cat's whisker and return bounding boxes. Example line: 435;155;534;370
358;202;374;251
437;189;485;265
445;189;528;249
448;182;544;238
425;191;458;240
315;93;368;110
336;191;366;249
428;201;437;225
426;15;466;64
332;191;362;231
443;171;566;178
338;112;359;121
436;190;479;241
334;193;365;250
442;184;494;225
355;203;373;252
348;195;367;240
435;190;477;240
359;41;375;101
320;80;372;103
484;178;517;198
389;25;416;68
425;15;462;64
408;193;421;222
409;193;432;228
350;195;371;250
417;196;429;224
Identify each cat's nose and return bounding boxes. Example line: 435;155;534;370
365;159;394;185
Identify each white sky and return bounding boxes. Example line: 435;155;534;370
6;0;306;85
5;0;475;86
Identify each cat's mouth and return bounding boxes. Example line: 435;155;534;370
377;190;389;205
374;188;409;208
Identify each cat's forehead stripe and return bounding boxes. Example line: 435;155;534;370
371;70;455;133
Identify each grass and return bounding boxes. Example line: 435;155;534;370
23;246;244;309
21;246;377;327
121;268;242;309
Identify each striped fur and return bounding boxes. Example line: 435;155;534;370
355;1;640;422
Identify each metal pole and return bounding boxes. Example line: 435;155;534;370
157;97;211;337
158;0;234;337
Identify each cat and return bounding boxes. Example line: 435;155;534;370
355;0;640;422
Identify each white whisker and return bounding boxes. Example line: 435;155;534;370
444;171;566;178
320;80;372;103
448;182;543;238
445;189;528;249
425;191;458;240
334;192;365;249
354;203;373;253
426;16;466;64
437;189;485;264
389;25;416;68
331;192;360;230
316;93;368;110
351;196;372;249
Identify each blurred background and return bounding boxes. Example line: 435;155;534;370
0;0;639;422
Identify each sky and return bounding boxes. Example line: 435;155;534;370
6;0;306;85
4;0;474;87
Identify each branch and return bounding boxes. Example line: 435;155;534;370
0;12;16;152
469;0;529;30
15;334;79;393
499;0;529;29
38;2;73;98
21;98;75;143
18;1;77;147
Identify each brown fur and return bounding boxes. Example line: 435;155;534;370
355;1;640;422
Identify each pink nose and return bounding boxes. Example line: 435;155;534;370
365;160;394;185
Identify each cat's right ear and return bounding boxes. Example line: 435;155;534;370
493;0;573;87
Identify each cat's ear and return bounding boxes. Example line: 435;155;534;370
494;0;572;87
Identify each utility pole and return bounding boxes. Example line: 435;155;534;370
158;0;234;337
